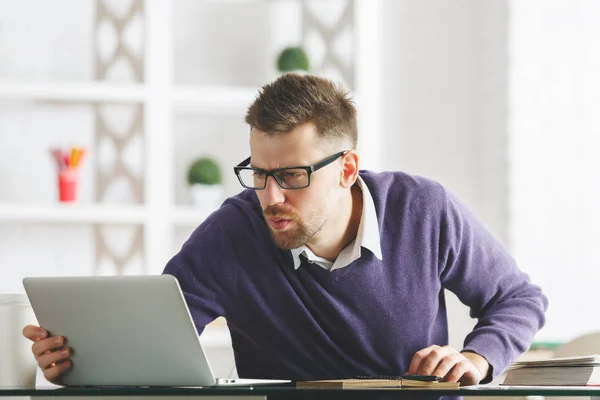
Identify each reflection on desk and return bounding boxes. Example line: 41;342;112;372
0;385;600;399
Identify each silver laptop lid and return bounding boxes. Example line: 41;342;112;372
23;275;217;387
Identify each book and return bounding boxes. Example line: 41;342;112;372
296;377;460;389
510;354;600;368
502;354;600;386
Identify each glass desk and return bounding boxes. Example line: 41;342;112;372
0;385;599;399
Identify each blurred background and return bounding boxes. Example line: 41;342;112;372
1;0;599;378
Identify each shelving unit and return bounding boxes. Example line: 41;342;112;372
0;0;383;369
0;0;383;278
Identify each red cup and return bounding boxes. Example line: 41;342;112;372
58;169;78;202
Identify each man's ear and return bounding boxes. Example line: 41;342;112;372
340;151;359;189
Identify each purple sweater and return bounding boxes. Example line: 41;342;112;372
163;171;547;382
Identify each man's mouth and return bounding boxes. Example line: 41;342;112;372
267;217;292;231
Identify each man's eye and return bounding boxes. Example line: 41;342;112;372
283;172;299;178
253;171;266;178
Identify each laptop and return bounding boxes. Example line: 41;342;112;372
23;275;290;387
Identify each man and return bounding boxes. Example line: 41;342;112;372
23;73;547;386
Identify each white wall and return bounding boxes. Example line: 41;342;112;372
381;0;509;350
508;0;600;342
0;0;94;81
381;0;508;241
382;0;600;346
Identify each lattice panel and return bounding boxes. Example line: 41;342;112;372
94;225;144;275
95;0;144;81
302;0;355;89
93;0;146;276
94;104;144;204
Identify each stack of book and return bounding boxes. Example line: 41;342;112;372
297;376;459;390
502;354;600;386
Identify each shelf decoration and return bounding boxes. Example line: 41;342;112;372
50;147;86;203
276;46;310;74
187;156;224;210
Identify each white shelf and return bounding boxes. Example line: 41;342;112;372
0;203;212;226
171;206;212;227
0;203;147;224
0;80;146;103
174;86;257;115
0;80;257;115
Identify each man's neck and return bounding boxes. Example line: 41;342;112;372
306;183;363;261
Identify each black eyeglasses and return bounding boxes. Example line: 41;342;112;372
234;151;349;190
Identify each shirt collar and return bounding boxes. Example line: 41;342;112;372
290;175;382;270
356;176;383;261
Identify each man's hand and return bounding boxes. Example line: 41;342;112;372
22;325;72;385
407;345;489;386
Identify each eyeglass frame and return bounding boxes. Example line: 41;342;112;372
233;150;349;190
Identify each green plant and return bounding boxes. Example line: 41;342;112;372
187;157;222;185
276;46;310;73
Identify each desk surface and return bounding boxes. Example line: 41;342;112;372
1;385;600;398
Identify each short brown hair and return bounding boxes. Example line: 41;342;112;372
245;73;357;149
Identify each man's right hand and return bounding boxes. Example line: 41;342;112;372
22;325;72;385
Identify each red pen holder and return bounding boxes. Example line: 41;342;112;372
58;169;78;202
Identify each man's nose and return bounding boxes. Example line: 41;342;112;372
263;176;285;205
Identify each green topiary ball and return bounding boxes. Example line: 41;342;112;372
277;46;310;73
187;157;222;185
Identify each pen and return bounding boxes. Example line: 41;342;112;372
401;375;442;382
355;374;443;382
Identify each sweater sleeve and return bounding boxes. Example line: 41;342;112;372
162;210;239;335
438;188;548;382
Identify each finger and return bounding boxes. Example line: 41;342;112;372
37;347;71;370
407;345;440;375
431;353;464;381
447;360;475;384
43;360;72;384
416;346;456;376
32;336;64;358
22;325;48;342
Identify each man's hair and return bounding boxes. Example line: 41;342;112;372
245;73;357;149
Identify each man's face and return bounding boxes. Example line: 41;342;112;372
249;123;342;249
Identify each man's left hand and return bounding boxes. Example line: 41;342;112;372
406;345;489;386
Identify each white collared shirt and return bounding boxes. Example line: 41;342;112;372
290;176;383;271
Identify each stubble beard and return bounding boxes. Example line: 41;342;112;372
264;205;328;250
